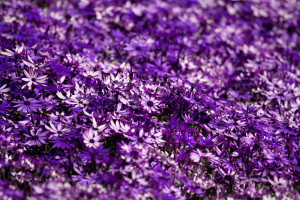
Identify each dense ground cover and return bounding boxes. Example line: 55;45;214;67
0;0;299;199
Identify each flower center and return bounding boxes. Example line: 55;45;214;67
130;151;139;159
275;156;281;161
138;137;144;143
24;101;31;106
31;135;39;140
147;101;154;107
32;78;36;82
89;139;95;143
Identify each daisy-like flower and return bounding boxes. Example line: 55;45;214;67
51;137;71;149
265;89;293;105
92;117;106;132
127;128;150;145
119;94;140;109
262;194;276;200
65;95;89;108
140;95;160;113
110;120;130;133
145;128;165;147
268;176;288;188
104;72;130;89
99;62;117;73
162;186;182;199
24;128;48;146
124;41;146;57
22;55;35;68
22;68;48;89
0;57;14;74
83;67;101;78
112;103;129;120
263;149;289;166
182;113;197;124
48;111;70;124
14;98;42;112
0;125;13;145
119;142;145;163
0;45;25;57
83;128;101;149
147;59;171;73
45;121;70;138
50;62;71;76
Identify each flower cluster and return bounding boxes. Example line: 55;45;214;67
0;0;299;199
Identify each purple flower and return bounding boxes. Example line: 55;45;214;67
14;98;42;112
83;128;101;149
24;128;48;146
21;68;48;89
124;38;148;57
145;128;165;147
140;94;161;113
110;120;130;133
45;121;70;138
0;45;25;57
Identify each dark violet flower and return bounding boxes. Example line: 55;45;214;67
14;98;42;112
124;38;148;58
0;100;10;114
51;137;72;149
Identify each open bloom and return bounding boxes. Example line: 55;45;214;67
268;176;288;188
83;128;101;148
145;128;165;147
22;68;48;89
45;121;70;138
14;98;42;112
0;45;25;57
124;40;147;57
65;95;89;108
110;120;130;133
126;128;151;145
24;129;48;146
140;95;160;113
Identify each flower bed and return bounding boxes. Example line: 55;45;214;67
0;0;299;199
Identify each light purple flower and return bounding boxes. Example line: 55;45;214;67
24;128;48;146
83;128;101;149
21;68;48;89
